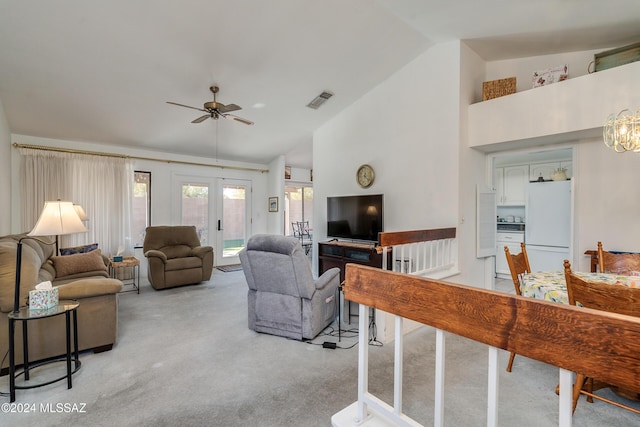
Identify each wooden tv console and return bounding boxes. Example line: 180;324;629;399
318;240;392;324
318;240;392;282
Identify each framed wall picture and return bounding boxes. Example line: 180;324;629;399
269;196;278;212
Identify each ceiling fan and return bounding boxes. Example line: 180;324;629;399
167;86;254;125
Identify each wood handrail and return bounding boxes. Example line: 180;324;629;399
344;264;640;392
377;227;456;251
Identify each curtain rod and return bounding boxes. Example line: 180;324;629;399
12;142;269;173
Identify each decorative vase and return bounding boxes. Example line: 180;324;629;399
551;168;567;181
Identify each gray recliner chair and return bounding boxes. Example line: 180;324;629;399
239;234;340;340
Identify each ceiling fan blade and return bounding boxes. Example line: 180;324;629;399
166;101;207;112
218;103;242;113
191;114;210;123
223;113;254;126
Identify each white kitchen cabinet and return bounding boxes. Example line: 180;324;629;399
495;165;528;205
496;231;525;277
529;161;572;181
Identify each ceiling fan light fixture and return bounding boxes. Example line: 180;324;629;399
167;85;253;125
306;91;334;110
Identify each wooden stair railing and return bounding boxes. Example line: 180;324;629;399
377;227;457;276
373;228;458;342
333;264;640;427
378;227;457;247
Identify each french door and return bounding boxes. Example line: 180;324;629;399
173;175;251;267
216;179;251;266
179;181;211;246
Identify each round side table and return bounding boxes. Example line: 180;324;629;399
8;300;81;402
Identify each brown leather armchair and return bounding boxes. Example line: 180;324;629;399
142;226;213;290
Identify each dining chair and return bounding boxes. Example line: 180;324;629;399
297;221;311;238
503;242;531;372
293;221;312;255
597;241;640;275
291;221;301;238
563;259;640;414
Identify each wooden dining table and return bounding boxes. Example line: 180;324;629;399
520;270;640;305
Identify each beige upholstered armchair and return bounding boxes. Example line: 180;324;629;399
143;225;213;290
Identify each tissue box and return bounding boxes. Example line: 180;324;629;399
29;287;59;310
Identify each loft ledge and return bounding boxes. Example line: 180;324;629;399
468;61;640;149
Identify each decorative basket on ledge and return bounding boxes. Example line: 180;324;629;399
482;77;516;101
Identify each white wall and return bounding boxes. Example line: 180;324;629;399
9;134;272;242
572;137;640;271
457;42;496;287
287;166;312;182
314;41;461;273
6;42;639;284
469;61;640;149
314;39;640;290
267;155;285;234
483;48;606;97
0;99;10;235
474;52;640;273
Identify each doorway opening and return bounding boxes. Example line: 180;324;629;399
285;184;313;255
490;146;574;278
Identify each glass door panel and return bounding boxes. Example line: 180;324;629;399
181;183;210;245
217;180;251;266
285;184;313;239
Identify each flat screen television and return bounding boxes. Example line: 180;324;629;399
327;194;383;243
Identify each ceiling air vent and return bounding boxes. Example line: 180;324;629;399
306;91;334;110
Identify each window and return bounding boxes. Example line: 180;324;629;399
133;171;151;248
285;185;313;236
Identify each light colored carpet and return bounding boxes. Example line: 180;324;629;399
1;274;638;426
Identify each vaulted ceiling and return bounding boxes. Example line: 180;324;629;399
1;0;639;168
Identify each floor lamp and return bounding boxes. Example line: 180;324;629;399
13;201;88;313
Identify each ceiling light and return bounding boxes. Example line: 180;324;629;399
603;108;640;152
306;91;334;110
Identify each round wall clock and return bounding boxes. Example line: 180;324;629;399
356;164;375;188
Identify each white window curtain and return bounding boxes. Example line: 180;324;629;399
19;148;134;256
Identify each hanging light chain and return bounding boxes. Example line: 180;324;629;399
215;118;219;161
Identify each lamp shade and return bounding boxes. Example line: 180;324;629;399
29;201;88;237
73;204;89;221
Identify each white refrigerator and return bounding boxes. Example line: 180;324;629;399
525;180;571;271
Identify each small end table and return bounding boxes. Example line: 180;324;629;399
109;256;140;294
8;300;81;402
